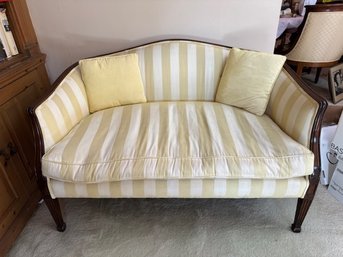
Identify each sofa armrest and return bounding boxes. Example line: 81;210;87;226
266;65;327;191
266;65;327;149
266;64;327;189
29;66;89;154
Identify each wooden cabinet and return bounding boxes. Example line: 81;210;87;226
0;118;29;239
0;0;50;255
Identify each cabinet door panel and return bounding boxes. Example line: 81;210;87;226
0;69;47;188
0;120;28;239
0;0;50;253
0;170;18;215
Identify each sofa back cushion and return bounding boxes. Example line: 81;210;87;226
215;48;286;116
79;54;147;113
112;40;230;102
35;67;90;152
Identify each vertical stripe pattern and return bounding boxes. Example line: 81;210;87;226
266;69;319;148
42;102;314;183
49;177;310;199
34;41;320;203
36;41;229;153
124;41;230;102
36;67;89;152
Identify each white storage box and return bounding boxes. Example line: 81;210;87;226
320;124;338;185
328;113;343;203
329;157;343;204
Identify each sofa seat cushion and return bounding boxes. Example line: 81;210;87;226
42;102;314;183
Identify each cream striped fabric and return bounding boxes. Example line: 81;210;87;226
42;102;314;183
47;177;309;199
36;41;229;152
35;41;319;155
35;41;320;201
286;12;343;63
266;69;319;148
35;67;89;152
111;41;230;102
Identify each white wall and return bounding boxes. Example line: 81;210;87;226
27;0;282;82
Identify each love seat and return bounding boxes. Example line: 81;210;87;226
29;40;327;233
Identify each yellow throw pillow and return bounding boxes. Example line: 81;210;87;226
215;48;286;116
79;53;147;113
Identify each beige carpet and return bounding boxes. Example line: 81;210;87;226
6;185;343;257
8;70;343;257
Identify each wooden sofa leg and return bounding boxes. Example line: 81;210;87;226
291;170;320;233
39;178;66;232
291;198;313;233
44;196;66;232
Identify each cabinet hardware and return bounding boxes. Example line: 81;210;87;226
7;142;17;156
0;143;17;166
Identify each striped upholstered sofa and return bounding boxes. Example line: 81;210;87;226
29;40;326;233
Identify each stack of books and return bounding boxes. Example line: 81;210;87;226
0;6;18;61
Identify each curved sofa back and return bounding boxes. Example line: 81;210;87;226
112;40;230;102
34;40;321;153
36;40;230;152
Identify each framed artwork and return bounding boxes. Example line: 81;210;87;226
329;63;343;104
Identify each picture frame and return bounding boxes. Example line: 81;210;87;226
329;63;343;104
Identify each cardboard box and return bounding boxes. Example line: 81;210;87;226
320;125;338;185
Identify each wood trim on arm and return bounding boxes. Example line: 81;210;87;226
28;105;66;232
27;106;44;182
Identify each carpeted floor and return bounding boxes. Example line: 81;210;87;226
6;185;343;257
7;69;343;257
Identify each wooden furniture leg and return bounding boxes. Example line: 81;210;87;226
296;64;303;76
44;198;66;232
291;169;320;233
40;179;66;232
315;67;322;83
